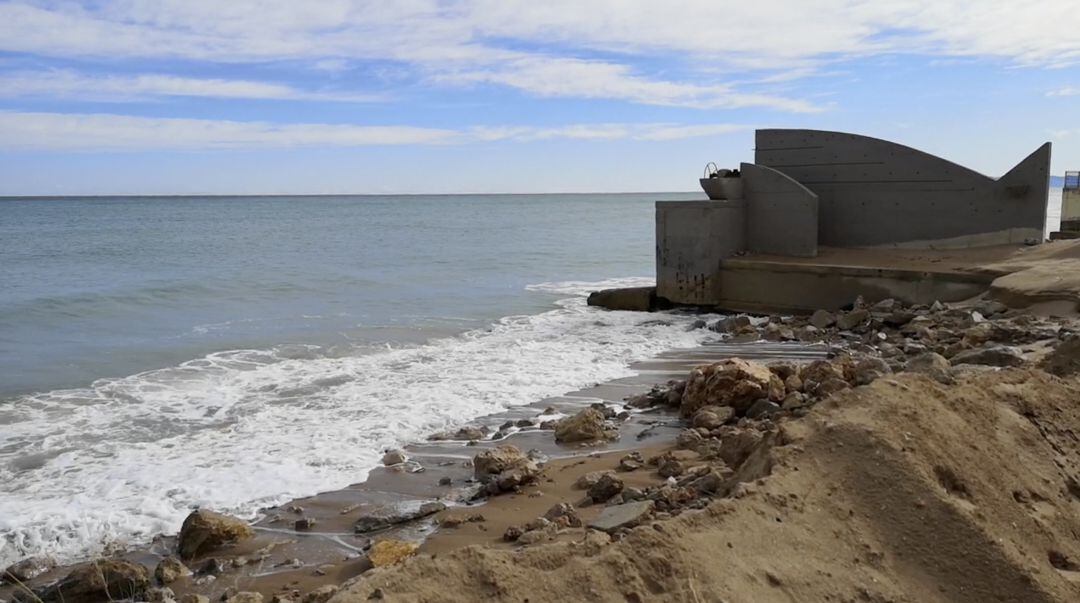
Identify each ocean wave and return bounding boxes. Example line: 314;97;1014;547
0;279;712;567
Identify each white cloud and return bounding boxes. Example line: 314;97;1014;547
1047;86;1080;98
0;111;747;151
0;70;386;102
3;1;1077;112
436;58;818;112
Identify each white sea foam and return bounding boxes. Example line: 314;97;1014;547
0;279;711;567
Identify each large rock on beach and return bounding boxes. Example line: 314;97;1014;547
554;408;618;444
472;444;540;493
586;286;659;312
154;556;189;584
3;556;55;583
177;510;255;560
32;559;149;603
681;358;781;416
354;502;446;533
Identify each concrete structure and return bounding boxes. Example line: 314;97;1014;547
654;129;1053;310
1062;171;1080;232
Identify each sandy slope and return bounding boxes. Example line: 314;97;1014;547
333;368;1080;602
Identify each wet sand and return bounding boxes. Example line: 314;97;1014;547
0;340;827;602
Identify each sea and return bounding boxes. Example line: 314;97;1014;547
0;192;712;568
0;189;1065;567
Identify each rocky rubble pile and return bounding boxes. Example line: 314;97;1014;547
702;297;1074;370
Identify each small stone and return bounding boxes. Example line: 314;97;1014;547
146;586;176;602
182;595;212;603
950;345;1025;367
744;399;781;419
367;540;418;567
709;315;752;334
836;309;870;331
438;476;452;486
691;405;734;429
543;502;582;527
588;472;625;502
503;525;524;541
574;471;607;490
224;593;263;603
381;449;407;466
588;501;654;533
905;352;955;384
301;585;339;603
294;518;316;531
809;309;836;329
154;556;189;584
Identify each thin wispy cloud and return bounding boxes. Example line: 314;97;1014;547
0;70;387;102
0;111;749;151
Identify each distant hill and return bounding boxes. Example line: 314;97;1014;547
1051;175;1065;188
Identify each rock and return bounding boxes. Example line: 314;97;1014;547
3;556;54;583
503;525;525;541
225;593;263;603
543;502;582;527
618;451;644;472
974;299;1008;317
658;457;685;479
796;325;823;341
586;286;658;312
674;429;704;451
518;524;558;545
709;315;752;334
181;595;211;603
381;449;407;465
716;427;765;469
178;510;254;560
905;352;954;384
588;501;654;533
783;374;803;393
428;425;488;441
472;445;540;494
367;540;418;567
587;472;624;502
762;323;795;341
950;346;1025;367
836;309;870;331
809;309;836;329
301;585;339;603
872;298;898;312
1040;337;1080;376
744;399;781;419
688;471;727;495
354;501;446;533
883;311;916;327
294;517;316;531
962;323;995;346
154;557;189;584
145;586;176;602
681;358;781;416
691;405;734;429
438;476;452;486
573;471;608;489
853;357;892;386
554;408;618;444
34;559;149;603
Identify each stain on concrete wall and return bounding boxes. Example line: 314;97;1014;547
755;129;1050;248
741;162;818;257
656;200;744;304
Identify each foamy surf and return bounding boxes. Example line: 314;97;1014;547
0;278;713;567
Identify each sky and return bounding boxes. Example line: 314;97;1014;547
0;0;1078;195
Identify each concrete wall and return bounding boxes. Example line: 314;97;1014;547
1063;189;1080;231
741;162;819;257
716;259;993;313
755;129;1051;248
656;200;745;304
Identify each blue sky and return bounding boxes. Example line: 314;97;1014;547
0;0;1078;195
